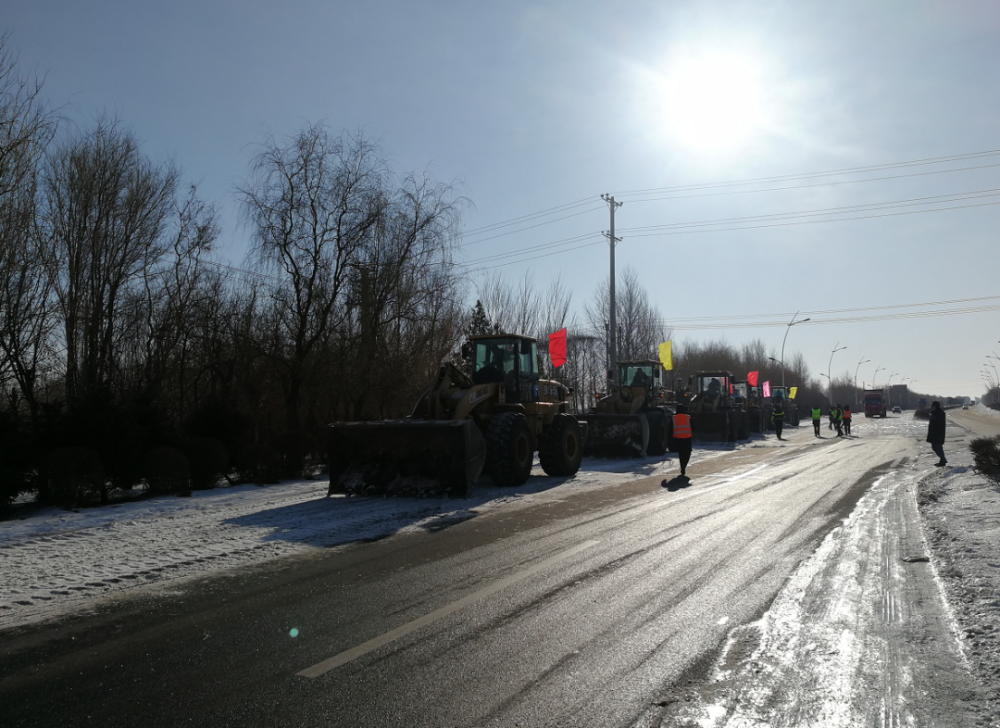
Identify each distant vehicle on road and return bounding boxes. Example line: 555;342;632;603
892;405;902;414
962;404;969;410
864;389;887;418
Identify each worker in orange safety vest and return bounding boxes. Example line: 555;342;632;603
672;403;693;476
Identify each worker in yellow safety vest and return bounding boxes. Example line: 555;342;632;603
672;404;693;477
811;406;822;437
831;404;844;437
772;400;785;440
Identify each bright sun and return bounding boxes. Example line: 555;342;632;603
655;50;769;152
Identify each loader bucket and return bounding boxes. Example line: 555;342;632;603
691;411;735;443
327;419;486;498
581;413;649;458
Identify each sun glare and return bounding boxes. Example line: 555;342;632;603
655;50;770;152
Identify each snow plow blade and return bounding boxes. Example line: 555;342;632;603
580;413;649;457
691;411;736;443
327;419;486;497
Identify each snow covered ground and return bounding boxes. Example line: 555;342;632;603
2;409;998;723
916;404;1000;725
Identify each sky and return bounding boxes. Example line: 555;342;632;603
4;0;1000;397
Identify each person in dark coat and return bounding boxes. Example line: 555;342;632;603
927;401;947;466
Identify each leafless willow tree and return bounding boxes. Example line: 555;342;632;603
40;118;179;404
117;185;219;407
0;33;56;421
240;124;467;426
585;266;670;363
478;270;541;337
238;124;387;431
341;172;466;419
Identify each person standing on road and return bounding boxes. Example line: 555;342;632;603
831;403;844;437
811;405;822;437
842;405;853;436
927;401;947;466
672;404;693;476
772;401;785;440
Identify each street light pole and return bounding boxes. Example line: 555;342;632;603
854;357;870;406
827;343;847;405
779;311;810;391
872;365;884;390
887;372;899;406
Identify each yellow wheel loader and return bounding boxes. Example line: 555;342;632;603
668;371;750;446
582;360;675;458
327;334;585;498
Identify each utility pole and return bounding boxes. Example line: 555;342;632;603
602;194;622;391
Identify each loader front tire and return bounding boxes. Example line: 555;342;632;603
487;412;533;487
645;410;668;456
539;413;583;477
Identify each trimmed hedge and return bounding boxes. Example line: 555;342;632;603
970;435;1000;488
180;437;228;490
41;446;105;506
144;447;191;495
235;444;281;486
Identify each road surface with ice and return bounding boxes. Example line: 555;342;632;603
1;409;998;727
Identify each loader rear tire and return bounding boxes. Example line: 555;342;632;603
539;414;583;477
487;412;533;487
645;410;668;456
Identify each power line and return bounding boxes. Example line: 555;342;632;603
455;148;1000;248
619;161;1000;205
658;294;1000;324
614;148;1000;197
654;295;1000;331
455;187;1000;269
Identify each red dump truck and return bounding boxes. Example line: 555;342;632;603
863;388;887;418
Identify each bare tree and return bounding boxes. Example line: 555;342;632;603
40;118;178;404
585;266;670;365
117;185;219;405
342;171;466;418
478;270;541;336
238;124;387;432
0;32;56;421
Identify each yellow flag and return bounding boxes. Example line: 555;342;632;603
658;341;673;371
789;386;798;400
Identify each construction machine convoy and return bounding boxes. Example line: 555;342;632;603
582;360;675;458
327;334;784;497
327;334;584;498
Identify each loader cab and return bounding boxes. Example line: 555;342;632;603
691;372;734;406
619;362;657;390
470;335;540;401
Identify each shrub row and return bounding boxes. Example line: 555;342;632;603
1;430;323;511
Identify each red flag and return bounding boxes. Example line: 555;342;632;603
548;328;567;367
747;371;759;386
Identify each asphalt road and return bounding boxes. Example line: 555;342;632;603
0;428;924;727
